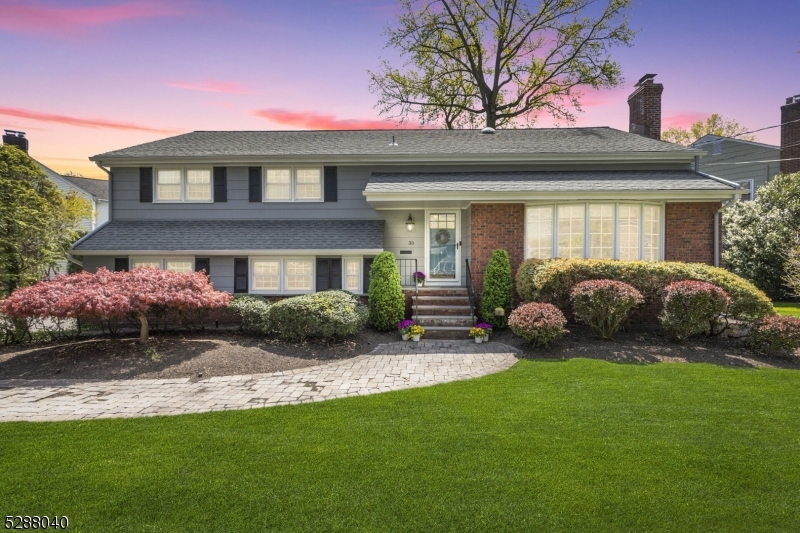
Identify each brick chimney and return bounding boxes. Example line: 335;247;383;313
2;130;29;153
628;74;663;140
781;95;800;174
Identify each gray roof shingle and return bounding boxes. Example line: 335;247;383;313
365;170;738;193
60;175;109;200
92;128;700;160
73;220;385;252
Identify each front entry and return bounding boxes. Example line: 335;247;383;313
425;210;461;285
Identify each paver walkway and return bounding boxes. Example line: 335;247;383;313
0;341;519;422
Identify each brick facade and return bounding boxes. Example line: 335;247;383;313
627;76;664;140
664;202;720;265
781;96;800;174
469;203;525;293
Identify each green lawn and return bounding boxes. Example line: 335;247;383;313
774;301;800;317
2;359;800;532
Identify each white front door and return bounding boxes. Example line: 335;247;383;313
425;210;461;285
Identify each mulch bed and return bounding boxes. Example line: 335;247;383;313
0;324;797;382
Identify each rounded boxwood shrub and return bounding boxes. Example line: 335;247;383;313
270;290;368;341
368;251;406;331
660;281;730;341
229;294;272;336
508;302;568;347
480;249;513;328
516;259;773;321
570;280;643;340
747;316;800;354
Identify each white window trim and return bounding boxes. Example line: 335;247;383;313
524;202;664;262
248;256;316;295
263;166;324;203
342;255;363;294
153;168;213;204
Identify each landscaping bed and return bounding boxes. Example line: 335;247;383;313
0;328;397;381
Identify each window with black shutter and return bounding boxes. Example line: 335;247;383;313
213;167;227;202
114;258;129;272
139;167;153;203
324;166;337;202
248;167;262;202
316;258;342;291
195;258;210;275
234;258;248;293
363;257;374;293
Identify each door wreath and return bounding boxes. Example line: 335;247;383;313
435;229;451;245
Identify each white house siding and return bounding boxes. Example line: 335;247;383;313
48;173;96;231
96;201;109;226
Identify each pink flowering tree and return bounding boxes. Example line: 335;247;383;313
0;267;231;343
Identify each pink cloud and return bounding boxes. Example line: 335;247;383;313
0;106;179;134
252;109;427;130
0;0;184;36
662;112;708;129
168;80;254;94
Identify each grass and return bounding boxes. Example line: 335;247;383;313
774;301;800;317
2;359;800;532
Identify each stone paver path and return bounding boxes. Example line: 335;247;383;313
0;341;519;422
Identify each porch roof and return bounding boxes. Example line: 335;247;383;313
72;219;385;254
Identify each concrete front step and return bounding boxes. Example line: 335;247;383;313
412;287;469;297
414;305;472;316
415;316;476;328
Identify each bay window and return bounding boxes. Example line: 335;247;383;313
264;167;322;202
525;203;663;261
155;169;212;202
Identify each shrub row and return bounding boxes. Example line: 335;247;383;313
230;290;368;341
516;259;774;321
660;281;730;341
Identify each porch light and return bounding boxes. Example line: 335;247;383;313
406;214;415;231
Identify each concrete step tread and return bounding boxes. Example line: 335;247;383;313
414;304;472;309
413;295;471;301
423;326;473;331
414;315;475;320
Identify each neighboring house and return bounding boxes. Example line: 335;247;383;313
2;130;109;231
71;75;743;330
690;134;780;200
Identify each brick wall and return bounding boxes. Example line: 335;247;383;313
627;78;664;140
469;203;525;294
781;96;800;174
664;202;721;265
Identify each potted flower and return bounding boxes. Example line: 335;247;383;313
469;326;487;343
475;322;493;342
408;324;425;342
413;271;426;287
397;319;415;340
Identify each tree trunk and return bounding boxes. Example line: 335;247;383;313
138;311;149;343
485;109;497;128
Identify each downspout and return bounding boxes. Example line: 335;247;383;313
94;160;112;222
714;195;741;267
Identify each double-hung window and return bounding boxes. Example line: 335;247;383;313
251;258;314;294
155;169;212;202
264;168;322;202
525;203;663;261
130;257;194;272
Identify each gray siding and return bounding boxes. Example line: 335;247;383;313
83;256;115;272
698;139;780;193
209;256;234;294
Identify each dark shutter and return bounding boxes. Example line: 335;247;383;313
363;258;374;294
195;258;210;275
234;258;248;293
213;167;227;203
114;258;129;272
324;166;337;202
139;167;153;203
316;259;342;291
248;167;262;202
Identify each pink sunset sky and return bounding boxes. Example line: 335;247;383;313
1;0;798;178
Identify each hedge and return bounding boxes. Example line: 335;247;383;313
269;290;368;341
229;295;272;336
516;259;774;321
480;249;513;328
368;251;406;331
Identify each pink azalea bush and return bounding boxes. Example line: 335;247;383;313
0;267;231;342
508;302;568;347
570;280;644;340
747;316;800;354
660;280;731;341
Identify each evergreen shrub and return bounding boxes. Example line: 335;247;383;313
229;295;272;336
269;290;368;341
660;281;730;340
570;280;643;340
367;252;406;331
480;249;513;328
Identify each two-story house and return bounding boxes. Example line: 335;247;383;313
72;77;743;307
